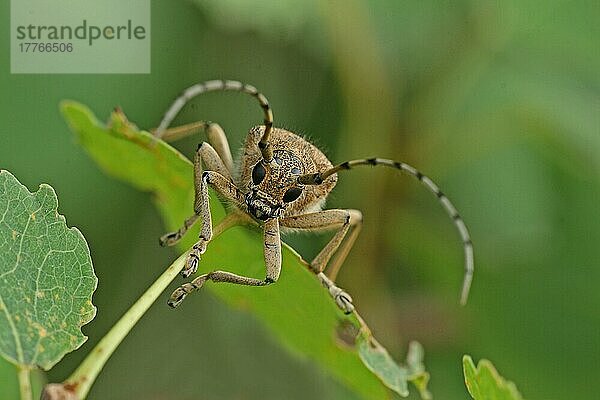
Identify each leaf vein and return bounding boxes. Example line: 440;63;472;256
0;293;24;363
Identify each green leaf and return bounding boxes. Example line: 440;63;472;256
463;355;525;400
359;339;431;399
0;356;20;399
60;100;430;399
0;170;97;370
0;357;46;399
358;337;409;396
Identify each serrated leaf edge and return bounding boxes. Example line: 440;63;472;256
0;170;98;370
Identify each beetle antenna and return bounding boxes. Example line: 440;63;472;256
154;80;274;162
298;157;474;305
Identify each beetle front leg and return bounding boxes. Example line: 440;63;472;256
182;168;245;278
179;141;245;278
168;218;282;308
159;140;233;248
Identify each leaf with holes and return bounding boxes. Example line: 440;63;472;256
0;170;97;370
60;100;430;399
463;355;525;400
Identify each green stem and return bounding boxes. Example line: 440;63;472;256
64;251;187;399
59;215;241;400
17;365;32;400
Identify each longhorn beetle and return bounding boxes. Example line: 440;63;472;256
153;80;474;313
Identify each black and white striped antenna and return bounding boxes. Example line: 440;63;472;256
299;157;474;304
154;79;275;162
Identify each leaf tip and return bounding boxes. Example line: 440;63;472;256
462;354;476;370
463;355;525;400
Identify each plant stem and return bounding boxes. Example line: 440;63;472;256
64;251;187;399
59;214;242;400
17;365;32;400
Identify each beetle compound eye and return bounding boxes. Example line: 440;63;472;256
252;162;266;185
282;187;303;203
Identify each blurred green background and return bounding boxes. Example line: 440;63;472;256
1;0;598;399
